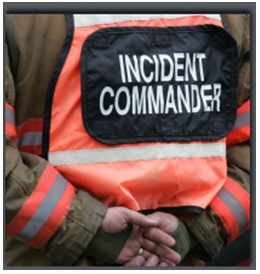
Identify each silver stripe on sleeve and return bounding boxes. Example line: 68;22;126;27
17;132;42;147
5;106;15;125
16;174;67;242
217;188;248;235
232;112;250;130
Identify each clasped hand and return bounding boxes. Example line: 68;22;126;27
101;207;181;267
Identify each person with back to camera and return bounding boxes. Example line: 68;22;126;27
5;13;250;267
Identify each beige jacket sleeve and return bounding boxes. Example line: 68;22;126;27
5;15;109;266
6;140;107;266
180;14;250;262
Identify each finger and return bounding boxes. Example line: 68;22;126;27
157;257;177;266
124;209;159;227
124;255;145;267
139;250;177;267
142;248;178;266
141;249;158;261
141;250;175;266
143;254;160;267
141;227;176;247
142;238;181;265
158;261;171;267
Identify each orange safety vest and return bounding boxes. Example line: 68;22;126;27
42;14;239;213
5;15;250;250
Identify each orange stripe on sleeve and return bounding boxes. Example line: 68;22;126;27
224;178;250;228
28;183;75;248
6;164;57;236
210;195;240;243
210;177;250;243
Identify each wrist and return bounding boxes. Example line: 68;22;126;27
85;224;132;264
171;218;197;261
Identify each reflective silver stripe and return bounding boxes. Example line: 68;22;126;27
217;188;248;234
16;174;67;242
74;14;222;27
49;143;226;166
233;112;250;130
6;106;15;125
17;132;42;147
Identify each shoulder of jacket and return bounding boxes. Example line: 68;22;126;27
222;14;249;54
6;14;66;35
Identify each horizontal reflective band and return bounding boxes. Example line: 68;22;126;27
210;178;250;243
17;132;43;147
49;143;226;166
16;174;68;243
16;118;43;154
232;111;250;130
74;14;221;27
5;105;15;125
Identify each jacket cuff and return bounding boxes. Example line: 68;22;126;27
42;190;108;265
171;218;197;261
85;224;132;264
181;210;225;262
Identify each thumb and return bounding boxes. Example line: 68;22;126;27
123;209;159;227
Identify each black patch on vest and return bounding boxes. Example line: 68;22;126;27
81;25;238;144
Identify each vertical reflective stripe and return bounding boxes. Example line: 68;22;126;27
217;188;248;235
210;196;239;242
73;14;222;27
16;174;68;243
210;178;250;243
5;103;17;138
5;105;15;125
224;178;250;226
